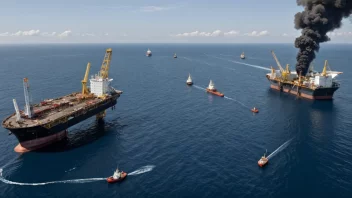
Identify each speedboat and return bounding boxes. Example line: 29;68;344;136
258;150;268;167
186;73;193;85
251;107;259;113
107;168;127;183
206;80;224;97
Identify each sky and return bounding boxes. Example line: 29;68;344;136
1;0;352;43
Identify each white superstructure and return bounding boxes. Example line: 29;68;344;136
146;49;152;56
89;73;113;97
187;74;192;83
208;80;216;90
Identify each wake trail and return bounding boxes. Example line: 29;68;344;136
207;55;271;71
193;85;250;109
0;165;155;186
267;138;293;160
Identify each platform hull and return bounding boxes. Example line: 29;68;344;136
267;77;339;100
5;94;119;152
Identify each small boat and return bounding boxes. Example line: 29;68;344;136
251;107;259;113
107;168;127;183
206;80;224;97
146;49;152;57
186;73;193;85
258;150;268;167
240;52;245;59
174;53;177;58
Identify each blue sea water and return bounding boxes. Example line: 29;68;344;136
0;43;352;197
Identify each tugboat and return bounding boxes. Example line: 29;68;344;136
107;168;127;183
240;52;245;59
258;150;268;167
206;80;224;97
251;107;259;113
174;53;177;58
186;73;193;85
146;49;152;57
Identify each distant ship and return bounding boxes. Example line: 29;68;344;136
206;80;224;97
267;51;342;100
240;52;245;59
146;49;152;57
174;53;177;58
186;74;193;85
258;150;268;167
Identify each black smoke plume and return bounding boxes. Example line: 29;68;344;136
294;0;352;76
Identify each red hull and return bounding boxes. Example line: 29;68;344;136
206;89;224;97
14;130;67;153
251;109;259;113
187;82;193;85
107;172;127;183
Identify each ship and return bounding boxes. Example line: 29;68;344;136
240;52;245;59
206;80;224;97
146;49;152;57
2;48;123;153
174;53;177;58
186;74;193;85
258;150;268;167
266;51;342;100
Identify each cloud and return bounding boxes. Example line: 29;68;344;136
0;32;10;36
42;32;56;36
58;30;72;37
244;30;269;37
175;30;224;37
327;31;352;37
81;33;95;36
224;30;240;36
11;30;41;36
105;33;109;36
140;6;169;12
282;33;289;37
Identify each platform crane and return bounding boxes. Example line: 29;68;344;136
81;62;91;98
99;48;112;79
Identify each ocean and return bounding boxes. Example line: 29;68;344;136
0;43;351;197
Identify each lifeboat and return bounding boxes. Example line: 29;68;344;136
206;80;224;97
258;150;268;167
251;107;259;113
107;168;127;183
186;73;193;86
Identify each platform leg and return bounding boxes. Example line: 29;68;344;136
96;110;106;120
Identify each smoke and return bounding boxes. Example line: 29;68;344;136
294;0;352;76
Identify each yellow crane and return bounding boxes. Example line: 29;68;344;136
81;62;91;97
99;48;112;79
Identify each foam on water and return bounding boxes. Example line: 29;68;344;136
0;165;155;186
207;55;271;71
267;139;293;160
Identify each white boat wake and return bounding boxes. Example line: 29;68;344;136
267;139;293;160
224;96;249;109
0;165;155;186
207;55;271;71
193;85;206;91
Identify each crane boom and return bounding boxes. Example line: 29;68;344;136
81;62;91;96
100;48;112;79
271;51;284;73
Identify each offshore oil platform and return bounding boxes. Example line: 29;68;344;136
266;51;342;100
2;48;122;152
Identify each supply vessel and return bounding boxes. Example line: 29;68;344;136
2;48;122;152
266;51;342;100
206;80;224;97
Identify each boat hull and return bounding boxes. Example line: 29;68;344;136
5;94;119;152
258;161;268;167
107;172;127;183
266;76;339;100
206;89;224;97
187;82;193;86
